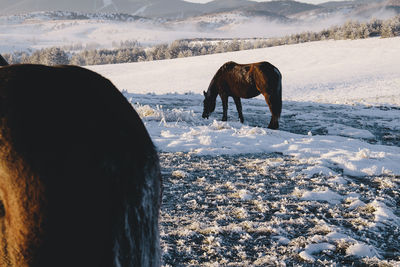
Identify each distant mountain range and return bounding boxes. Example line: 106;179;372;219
0;0;399;22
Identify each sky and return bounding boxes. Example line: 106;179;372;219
184;0;349;4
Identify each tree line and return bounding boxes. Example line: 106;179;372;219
3;16;399;66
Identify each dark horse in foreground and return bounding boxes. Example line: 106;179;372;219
0;58;161;266
202;61;282;129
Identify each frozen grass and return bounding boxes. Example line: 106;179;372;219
125;93;400;265
159;152;400;266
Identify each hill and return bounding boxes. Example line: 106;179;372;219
1;0;399;22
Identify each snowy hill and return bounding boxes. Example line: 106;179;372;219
1;0;399;21
0;0;141;14
1;0;399;55
2;7;399;55
88;37;400;106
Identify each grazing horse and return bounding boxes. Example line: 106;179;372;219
202;61;282;129
0;63;162;266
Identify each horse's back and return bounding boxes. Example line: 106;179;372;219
0;64;161;267
253;61;279;73
252;61;281;89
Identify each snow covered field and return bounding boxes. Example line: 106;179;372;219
88;37;400;265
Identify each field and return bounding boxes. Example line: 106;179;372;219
89;37;400;265
1;8;400;266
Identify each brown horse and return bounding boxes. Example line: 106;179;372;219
202;61;282;129
0;63;162;266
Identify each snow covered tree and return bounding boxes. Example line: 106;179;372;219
42;47;69;65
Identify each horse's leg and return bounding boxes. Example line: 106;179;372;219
221;94;228;121
261;93;279;129
233;96;244;123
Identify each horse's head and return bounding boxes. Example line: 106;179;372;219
202;91;216;119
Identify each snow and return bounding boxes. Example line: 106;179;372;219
299;188;344;204
171;170;188;179
370;200;400;227
346;243;381;258
299;242;336;262
139;115;400;177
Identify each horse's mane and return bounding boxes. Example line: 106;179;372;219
0;54;8;66
206;61;237;98
220;61;237;72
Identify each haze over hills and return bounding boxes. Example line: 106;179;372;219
1;0;399;55
1;0;399;22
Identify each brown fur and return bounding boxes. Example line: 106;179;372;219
0;64;161;267
202;61;282;129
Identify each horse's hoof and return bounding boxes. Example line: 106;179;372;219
268;121;279;129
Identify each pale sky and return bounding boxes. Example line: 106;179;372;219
184;0;349;4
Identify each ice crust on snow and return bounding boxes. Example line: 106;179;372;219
298;188;344;204
346;243;381;258
134;102;400;177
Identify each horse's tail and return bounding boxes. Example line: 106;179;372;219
265;66;282;129
271;67;282;119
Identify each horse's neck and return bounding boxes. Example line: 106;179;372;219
206;79;219;100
